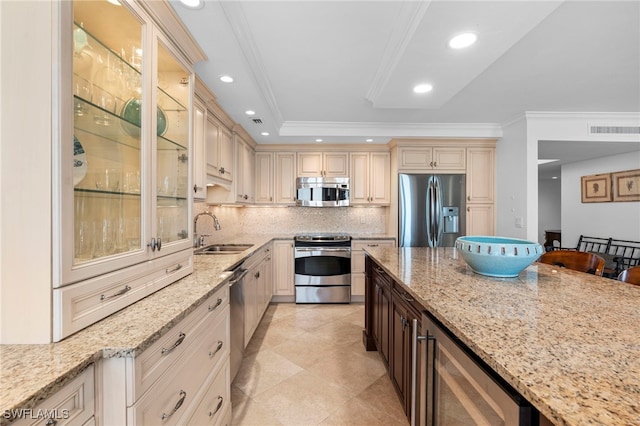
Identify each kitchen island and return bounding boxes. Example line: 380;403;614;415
363;246;640;426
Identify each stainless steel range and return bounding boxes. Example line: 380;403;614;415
294;233;351;303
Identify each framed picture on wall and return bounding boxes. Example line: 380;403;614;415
581;173;612;203
612;169;640;202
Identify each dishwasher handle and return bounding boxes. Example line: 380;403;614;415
229;269;249;286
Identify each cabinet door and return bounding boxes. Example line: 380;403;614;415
63;1;148;285
349;152;370;205
255;152;274;203
433;147;466;170
297;152;323;177
235;138;253;203
192;97;207;200
369;152;390;204
275;152;297;204
391;296;411;413
324;152;349;177
273;240;294;296
206;116;220;176
466;147;495;203
218;126;234;181
399;147;433;170
467;204;495;236
154;37;191;251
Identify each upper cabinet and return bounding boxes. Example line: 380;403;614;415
350;152;390;205
52;0;203;341
236;131;256;204
398;146;466;172
297;152;349;177
206;115;234;183
254;151;297;205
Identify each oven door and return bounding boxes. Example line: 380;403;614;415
294;247;351;286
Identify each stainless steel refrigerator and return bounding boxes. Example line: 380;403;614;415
399;173;466;247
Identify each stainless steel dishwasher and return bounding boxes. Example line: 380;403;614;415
229;263;249;382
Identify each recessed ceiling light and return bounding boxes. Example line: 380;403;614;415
219;75;234;83
315;139;323;142
365;139;373;142
537;159;560;165
261;132;269;136
413;84;433;94
178;0;203;9
245;110;256;116
449;33;477;49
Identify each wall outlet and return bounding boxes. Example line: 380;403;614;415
360;215;366;224
515;217;524;228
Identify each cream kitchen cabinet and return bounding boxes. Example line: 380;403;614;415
398;146;466;172
297;152;349;177
255;152;274;203
235;134;255;204
50;0;203;342
243;244;272;346
272;240;295;302
350;152;391;205
12;365;95;426
351;239;396;301
206;115;234;183
466;147;495;235
254;151;297;205
192;94;207;200
101;285;230;425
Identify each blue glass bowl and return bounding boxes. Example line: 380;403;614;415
455;236;543;278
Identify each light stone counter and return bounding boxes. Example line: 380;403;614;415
0;235;278;425
364;246;640;426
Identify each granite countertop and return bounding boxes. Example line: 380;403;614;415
364;246;640;426
0;232;393;421
0;235;277;424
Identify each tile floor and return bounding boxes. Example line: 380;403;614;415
231;303;409;426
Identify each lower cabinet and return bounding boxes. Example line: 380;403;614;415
243;244;272;346
365;255;422;423
272;240;294;301
12;365;95;426
100;284;230;425
351;239;396;301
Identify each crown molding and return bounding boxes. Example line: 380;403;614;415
219;1;285;127
365;0;432;105
279;121;502;139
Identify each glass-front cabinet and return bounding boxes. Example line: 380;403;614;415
54;0;198;341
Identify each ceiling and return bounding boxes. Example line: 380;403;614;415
169;0;640;164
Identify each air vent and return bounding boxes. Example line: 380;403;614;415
589;125;640;135
251;118;263;124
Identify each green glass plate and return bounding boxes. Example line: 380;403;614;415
120;98;168;137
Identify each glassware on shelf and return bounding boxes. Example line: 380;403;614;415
73;74;92;116
92;86;116;125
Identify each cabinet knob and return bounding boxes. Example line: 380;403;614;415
194;184;202;193
467;207;471;212
467;195;471;201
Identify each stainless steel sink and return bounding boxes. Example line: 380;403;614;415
194;244;254;255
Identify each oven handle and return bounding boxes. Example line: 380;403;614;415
294;247;351;258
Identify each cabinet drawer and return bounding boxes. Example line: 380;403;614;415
185;362;231;426
13;365;94;426
128;285;229;403
127;305;229;425
53;251;192;342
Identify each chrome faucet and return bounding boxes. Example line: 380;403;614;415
193;211;221;248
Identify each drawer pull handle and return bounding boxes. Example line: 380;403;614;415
368;244;379;247
100;285;131;301
400;292;415;303
161;332;186;355
209;340;224;358
208;298;223;312
209;396;224;417
166;264;183;274
161;390;187;420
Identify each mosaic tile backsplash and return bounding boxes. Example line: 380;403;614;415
193;202;389;239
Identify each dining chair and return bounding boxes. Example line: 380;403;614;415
617;266;640;286
538;250;606;276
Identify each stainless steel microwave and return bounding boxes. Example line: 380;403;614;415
295;177;350;207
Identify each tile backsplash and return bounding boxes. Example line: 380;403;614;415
193;202;389;239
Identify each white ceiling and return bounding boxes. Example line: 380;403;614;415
169;0;640;154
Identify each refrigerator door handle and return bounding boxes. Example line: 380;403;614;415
433;177;444;247
426;178;435;247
